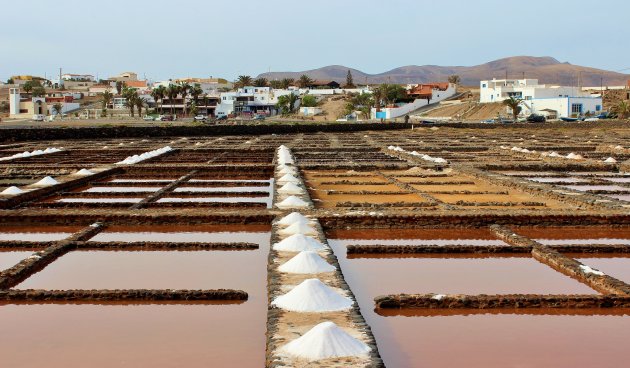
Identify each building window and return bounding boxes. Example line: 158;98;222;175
596;105;601;111
571;103;583;114
482;84;486;88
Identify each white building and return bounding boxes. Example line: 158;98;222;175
480;78;603;118
216;87;297;117
61;74;95;82
371;83;457;119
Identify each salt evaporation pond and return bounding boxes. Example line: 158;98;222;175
327;228;508;247
6;228;271;367
328;236;598;367
57;198;145;203
0;303;265;368
372;308;630;368
0;251;33;270
562;185;630;192
575;255;630;284
514;226;630;245
0;225;83;241
603;177;630;183
88;224;270;244
173;186;271;193
606;194;630;202
527;177;588;183
83;187;163;193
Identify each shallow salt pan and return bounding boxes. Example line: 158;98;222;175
173;186;271;193
57;198;144;203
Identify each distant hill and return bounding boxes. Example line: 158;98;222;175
257;56;629;87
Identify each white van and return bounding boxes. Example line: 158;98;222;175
32;114;45;121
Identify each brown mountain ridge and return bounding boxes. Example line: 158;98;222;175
257;56;629;87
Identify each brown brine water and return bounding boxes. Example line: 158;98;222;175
328;230;605;368
2;227;271;368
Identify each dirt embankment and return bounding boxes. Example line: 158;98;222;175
422;102;505;120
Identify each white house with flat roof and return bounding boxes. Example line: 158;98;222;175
216;87;297;117
480;78;603;118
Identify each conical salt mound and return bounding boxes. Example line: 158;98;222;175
278;173;299;183
1;186;25;195
279;166;297;175
276;196;308;209
278;182;304;195
273;234;326;252
272;279;353;312
277;212;311;227
278;251;336;274
74;169;94;176
604;157;617;163
34;176;58;186
280;321;370;361
279;221;318;236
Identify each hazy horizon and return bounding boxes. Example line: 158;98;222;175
2;0;629;82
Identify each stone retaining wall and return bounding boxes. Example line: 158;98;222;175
374;294;630;309
0;289;248;302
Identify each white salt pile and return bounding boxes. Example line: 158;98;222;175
1;186;25;195
278;173;299;184
604;157;617;163
115;146;172;165
273;234;326;252
278;251;336;274
279;221;318;236
272;279;353;312
579;265;605;276
74;169;94;176
34;176;58;186
278;155;295;165
278;182;304;195
0;147;62;162
615;145;624;150
277;212;311;226
549;151;561;157
280;321;370;361
566;152;578;159
276;196;309;209
279;166;297;175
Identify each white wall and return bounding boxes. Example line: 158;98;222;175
370;84;456;119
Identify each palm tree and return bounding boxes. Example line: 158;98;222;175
235;75;253;88
179;83;191;116
448;75;461;85
280;78;294;89
502;96;523;121
150;87;163;114
276;94;299;114
253;77;269;87
297;75;314;88
156;85;167;113
166;84;179;115
613;100;630;119
135;97;147;117
190;84;203;105
122;87;139;117
102;90;113;110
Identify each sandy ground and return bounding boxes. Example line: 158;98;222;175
421;102;506;121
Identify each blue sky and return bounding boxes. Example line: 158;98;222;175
2;0;629;82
